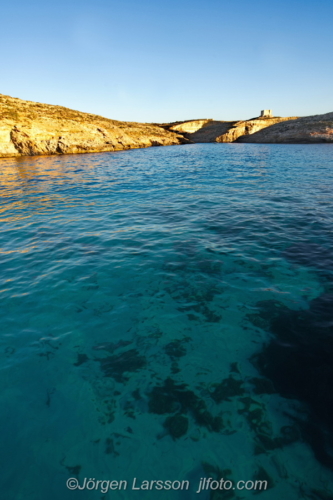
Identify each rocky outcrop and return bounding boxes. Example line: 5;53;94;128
216;116;298;143
0;94;189;158
1;94;332;157
163;117;297;143
183;121;238;143
169;119;213;134
238;112;333;143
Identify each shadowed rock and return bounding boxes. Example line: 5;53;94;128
252;295;333;469
239;112;333;143
163;414;189;439
217;116;297;143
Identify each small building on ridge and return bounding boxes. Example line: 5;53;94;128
260;110;273;117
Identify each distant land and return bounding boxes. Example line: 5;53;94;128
0;94;332;158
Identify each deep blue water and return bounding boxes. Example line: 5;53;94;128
1;143;333;499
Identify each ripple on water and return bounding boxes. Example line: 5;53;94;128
0;144;333;499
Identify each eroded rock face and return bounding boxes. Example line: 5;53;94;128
239;112;333;143
183;121;238;143
1;93;332;156
216;117;297;143
170;119;213;134
164;117;297;143
0;94;189;158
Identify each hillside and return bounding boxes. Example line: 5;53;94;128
164;117;298;143
1;94;333;158
239;112;333;143
0;94;189;158
216;116;298;142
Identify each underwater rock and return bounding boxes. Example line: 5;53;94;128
163;414;189;439
60;460;82;476
164;339;187;359
305;488;333;500
238;395;299;455
73;353;89;366
251;295;333;469
148;378;222;432
246;300;289;331
164;338;189;374
201;463;236;499
252;466;274;494
105;438;119;456
249;377;276;395
98;348;146;382
211;376;244;403
282;242;333;271
230;362;240;374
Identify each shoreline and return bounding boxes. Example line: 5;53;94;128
2;140;333;163
1;94;332;159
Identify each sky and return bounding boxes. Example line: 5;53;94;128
1;0;333;123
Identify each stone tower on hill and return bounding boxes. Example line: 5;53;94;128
261;110;273;117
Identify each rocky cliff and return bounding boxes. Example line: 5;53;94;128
1;94;332;158
163;117;297;143
238;112;333;143
0;94;189;158
216;116;298;143
180;121;238;143
169;119;213;134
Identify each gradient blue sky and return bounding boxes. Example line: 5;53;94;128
1;0;332;122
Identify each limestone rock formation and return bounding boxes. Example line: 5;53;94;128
216;116;297;143
182;121;238;143
1;93;332;157
0;94;189;158
169;119;213;134
162;116;297;143
238;112;333;143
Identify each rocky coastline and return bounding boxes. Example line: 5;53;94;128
0;94;189;158
238;112;333;143
1;94;332;159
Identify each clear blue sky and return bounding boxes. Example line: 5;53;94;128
1;0;332;122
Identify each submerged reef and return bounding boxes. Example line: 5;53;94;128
98;348;146;382
251;295;333;469
210;376;244;403
282;242;333;270
148;378;223;437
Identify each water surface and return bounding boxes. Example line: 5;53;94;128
1;143;333;499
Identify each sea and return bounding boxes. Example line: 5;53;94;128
1;143;333;499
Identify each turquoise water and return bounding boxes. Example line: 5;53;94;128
1;143;333;499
